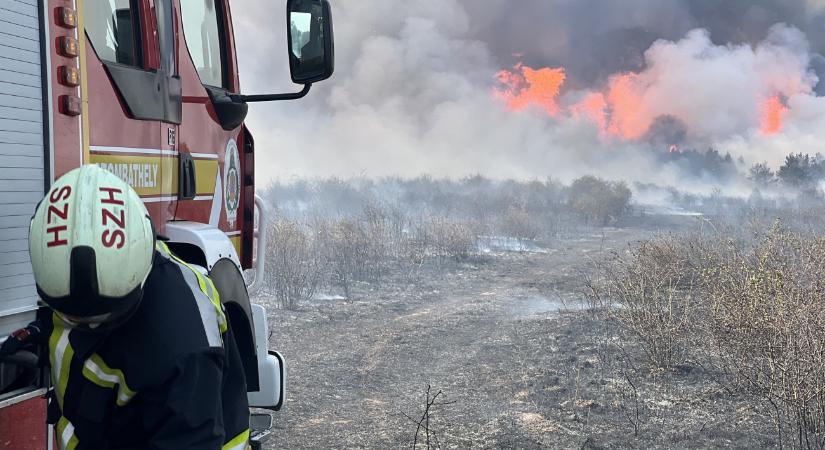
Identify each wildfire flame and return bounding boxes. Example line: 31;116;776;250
495;63;566;116
495;61;794;142
605;73;649;140
496;63;654;140
566;72;653;140
761;94;788;135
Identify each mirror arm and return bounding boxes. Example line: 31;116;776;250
231;84;312;103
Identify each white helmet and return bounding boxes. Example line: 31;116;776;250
29;165;155;329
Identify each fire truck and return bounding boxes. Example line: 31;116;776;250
0;0;334;448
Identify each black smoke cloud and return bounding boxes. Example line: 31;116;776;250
462;0;825;88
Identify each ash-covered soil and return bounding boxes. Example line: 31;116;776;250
258;225;775;449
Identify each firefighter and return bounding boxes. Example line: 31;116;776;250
0;165;251;450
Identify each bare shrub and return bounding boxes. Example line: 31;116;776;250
318;218;369;299
360;204;394;267
498;204;542;242
403;385;454;450
591;236;699;370
400;222;430;279
381;204;412;258
425;219;478;263
703;224;825;447
264;219;325;309
595;224;825;446
313;209;396;298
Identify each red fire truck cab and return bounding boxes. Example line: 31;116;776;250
0;0;334;448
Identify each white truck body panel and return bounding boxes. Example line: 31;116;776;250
164;221;242;271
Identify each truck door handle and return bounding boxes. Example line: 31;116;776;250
179;153;196;200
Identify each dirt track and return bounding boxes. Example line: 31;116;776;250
257;225;775;449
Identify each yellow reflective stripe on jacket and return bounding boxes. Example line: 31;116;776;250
56;416;79;450
155;241;171;257
157;241;228;334
222;429;251;450
82;353;137;406
202;275;227;334
171;253;227;334
49;313;74;409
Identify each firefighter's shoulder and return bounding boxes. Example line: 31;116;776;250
103;252;226;385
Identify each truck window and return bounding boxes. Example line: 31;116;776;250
86;0;141;66
156;0;176;75
180;0;225;88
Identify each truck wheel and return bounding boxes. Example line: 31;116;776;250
209;259;260;391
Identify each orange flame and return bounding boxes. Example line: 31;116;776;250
606;73;650;140
761;95;787;135
570;74;651;139
495;63;566;116
495;64;654;140
495;60;795;143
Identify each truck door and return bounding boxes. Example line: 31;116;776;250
174;0;242;249
84;0;180;230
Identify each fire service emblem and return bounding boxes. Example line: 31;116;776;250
224;139;241;227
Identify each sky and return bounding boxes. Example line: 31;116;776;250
231;0;825;191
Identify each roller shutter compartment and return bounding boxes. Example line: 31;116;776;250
0;0;47;336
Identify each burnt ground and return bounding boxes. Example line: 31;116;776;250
256;224;777;449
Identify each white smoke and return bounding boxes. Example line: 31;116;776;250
718;94;825;168
231;0;825;193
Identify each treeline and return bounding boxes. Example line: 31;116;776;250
263;175;634;230
750;153;825;191
655;148;825;198
661;147;738;180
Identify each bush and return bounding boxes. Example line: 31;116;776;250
592;236;699;370
594;224;825;446
498;204;542;242
264;219;325;309
424;218;478;263
703;225;825;446
569;176;632;226
318;218;370;299
313;208;397;298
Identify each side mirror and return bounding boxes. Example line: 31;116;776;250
230;0;335;104
287;0;334;84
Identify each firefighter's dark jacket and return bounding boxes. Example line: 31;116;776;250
41;244;250;450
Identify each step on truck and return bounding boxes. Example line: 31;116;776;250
0;0;334;448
